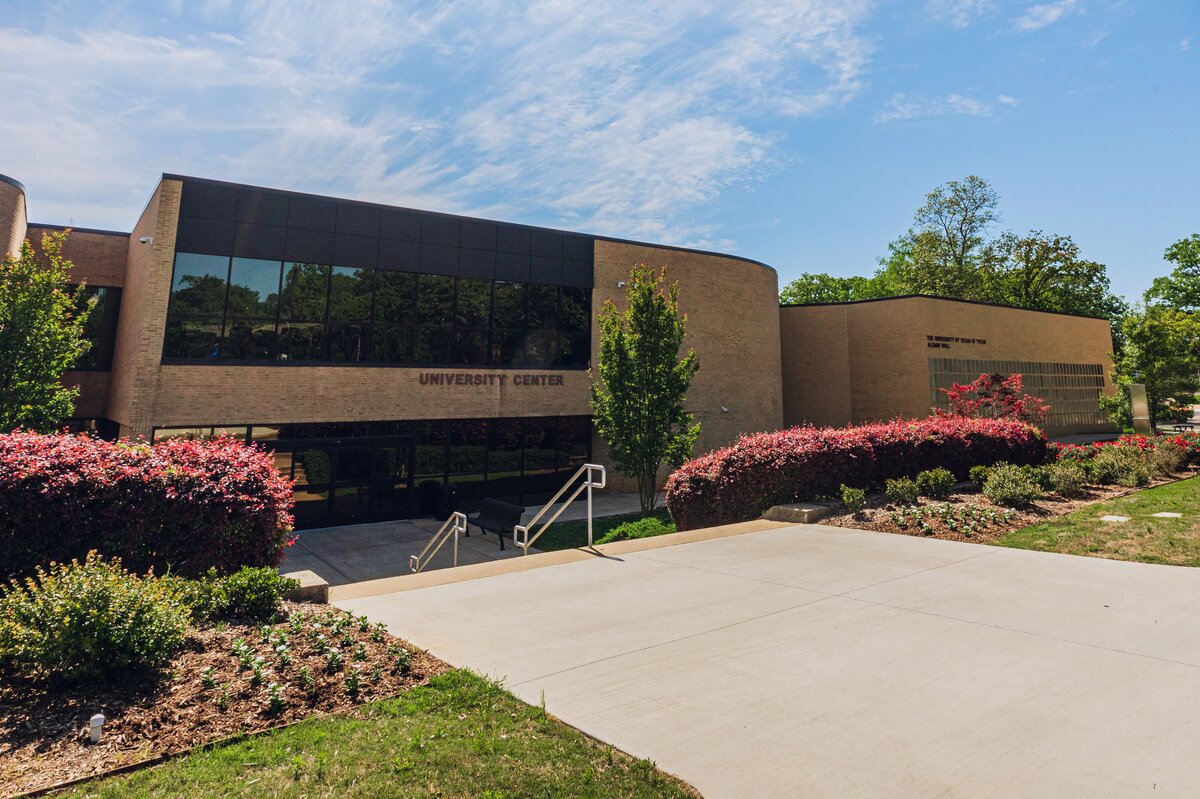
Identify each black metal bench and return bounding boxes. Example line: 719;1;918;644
466;498;524;550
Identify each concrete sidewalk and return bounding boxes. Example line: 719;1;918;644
339;523;1200;798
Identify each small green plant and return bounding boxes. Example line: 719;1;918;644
200;666;218;689
353;642;368;662
884;477;920;505
968;465;991;487
298;666;316;698
594;514;677;544
0;552;191;683
232;639;255;670
389;644;411;675
215;684;230;712
266;681;287;715
370;623;387;643
1047;462;1088;497
983;463;1043;509
356;615;371;633
250;658;267;687
839;484;866;513
915;468;955;499
324;648;343;673
369;664;384;683
275;644;293;669
345;665;363;698
341;634;354;649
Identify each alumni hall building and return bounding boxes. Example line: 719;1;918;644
1;173;1116;528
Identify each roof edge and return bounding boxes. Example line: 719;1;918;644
160;173;777;275
0;174;26;192
779;293;1111;322
28;222;130;238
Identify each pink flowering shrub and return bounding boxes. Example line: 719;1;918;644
665;416;1047;531
1050;432;1200;463
0;432;295;579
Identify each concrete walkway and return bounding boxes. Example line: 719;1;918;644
339;523;1200;798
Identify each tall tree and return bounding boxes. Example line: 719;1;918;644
590;265;700;515
876;175;1000;299
1099;306;1200;428
1145;234;1200;310
0;231;93;431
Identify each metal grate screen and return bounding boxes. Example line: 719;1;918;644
929;358;1107;429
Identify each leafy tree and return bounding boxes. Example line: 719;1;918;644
0;231;93;431
590;265;700;515
1145;234;1200;310
779;272;889;304
935;373;1050;427
1099;306;1200;428
876;175;1000;300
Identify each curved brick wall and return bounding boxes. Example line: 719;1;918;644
0;175;27;259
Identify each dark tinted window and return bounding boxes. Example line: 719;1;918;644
163;252;589;368
73;286;121;370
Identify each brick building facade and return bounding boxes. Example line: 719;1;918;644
4;173;1114;528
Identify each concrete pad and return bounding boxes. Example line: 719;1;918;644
280;569;329;603
340;523;1200;797
762;502;833;523
1101;514;1131;523
1154;512;1183;518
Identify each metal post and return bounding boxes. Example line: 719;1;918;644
453;520;459;567
587;473;594;547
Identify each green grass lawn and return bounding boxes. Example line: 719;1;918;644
64;670;697;799
994;476;1200;566
528;509;675;551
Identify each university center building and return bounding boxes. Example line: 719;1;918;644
1;173;1116;529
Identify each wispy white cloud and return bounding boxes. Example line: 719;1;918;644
1181;37;1192;52
1013;0;1081;32
0;0;877;247
925;0;996;29
1080;29;1109;48
875;92;1017;122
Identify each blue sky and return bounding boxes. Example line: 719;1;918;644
1;0;1196;301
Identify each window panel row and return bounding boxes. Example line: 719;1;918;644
165;253;591;367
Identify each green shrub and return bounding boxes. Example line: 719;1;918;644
840;484;867;512
1151;443;1188;475
215;567;298;622
0;552;191;683
1091;446;1147;485
1116;461;1154;488
915;468;955;498
968;465;991;487
1021;464;1054;491
983;464;1044;509
595;515;676;545
884;477;920;505
1046;462;1088;498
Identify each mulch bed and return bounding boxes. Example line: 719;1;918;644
820;471;1198;544
0;601;449;798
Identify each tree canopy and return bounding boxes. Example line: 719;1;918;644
778;176;1124;325
1144;234;1200;311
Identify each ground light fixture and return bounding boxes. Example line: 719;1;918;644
89;713;105;743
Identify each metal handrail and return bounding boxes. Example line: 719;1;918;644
409;511;467;574
513;463;606;554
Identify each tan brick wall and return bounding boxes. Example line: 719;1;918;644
593;240;784;491
780;305;851;427
27;225;129;287
107;180;180;435
1;178;27;259
63;371;112;418
781;297;1116;435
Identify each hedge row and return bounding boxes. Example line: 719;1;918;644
665;416;1047;531
0;433;295;579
